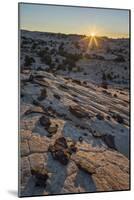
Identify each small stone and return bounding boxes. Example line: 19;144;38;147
112;113;124;124
79;136;83;143
83;81;87;85
70;144;77;153
96;113;104;120
114;93;117;98
32;100;41;106
106;115;111;120
38;88;47;101
83;133;88;136
53;94;61;100
92;131;105;138
47;124;58;134
39;116;51;128
29;74;34;82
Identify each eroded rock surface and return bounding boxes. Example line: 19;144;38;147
19;30;130;196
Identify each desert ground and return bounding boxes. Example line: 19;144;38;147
19;30;130;196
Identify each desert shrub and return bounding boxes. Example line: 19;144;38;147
102;72;107;81
37;49;52;65
49;63;55;68
40;54;52;65
55;58;59;63
50;48;56;54
24;55;35;66
31;43;37;50
85;54;91;59
22;40;28;45
37;48;49;57
56;64;63;70
107;73;113;80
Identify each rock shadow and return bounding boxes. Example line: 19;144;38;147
74;168;96;192
44;152;68;194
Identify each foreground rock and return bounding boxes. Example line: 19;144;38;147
49;137;77;165
71;143;129;191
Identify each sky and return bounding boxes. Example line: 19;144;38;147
19;3;129;38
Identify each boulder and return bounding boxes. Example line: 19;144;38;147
71;144;129;191
49;137;77;165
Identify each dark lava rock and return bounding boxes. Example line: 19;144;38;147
112;113;124;124
83;133;88;136
102;134;116;150
55;137;68;149
96;113;104;120
31;169;48;187
39;116;51;129
29;74;34;82
83;81;87;85
49;137;77;165
113;93;118;98
70;144;77;153
32;99;41;106
69;105;88;118
106;115;111;120
38;88;47;101
53;94;61;100
52;150;69;165
49;137;69;165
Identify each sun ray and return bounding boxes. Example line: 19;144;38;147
93;37;98;47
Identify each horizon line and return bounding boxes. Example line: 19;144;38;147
20;29;129;39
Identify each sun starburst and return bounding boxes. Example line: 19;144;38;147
80;32;99;52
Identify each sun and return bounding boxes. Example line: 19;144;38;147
79;29;99;51
91;32;95;37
